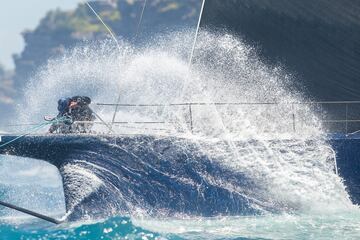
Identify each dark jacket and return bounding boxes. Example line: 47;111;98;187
49;96;95;133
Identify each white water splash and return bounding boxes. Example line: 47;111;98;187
61;163;103;216
133;213;360;239
16;30;357;215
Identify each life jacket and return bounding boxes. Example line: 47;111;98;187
69;96;94;122
71;96;91;106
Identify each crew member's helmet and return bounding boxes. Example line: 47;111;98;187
57;98;70;113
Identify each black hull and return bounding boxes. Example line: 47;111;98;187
1;134;359;220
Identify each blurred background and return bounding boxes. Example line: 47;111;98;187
0;0;201;126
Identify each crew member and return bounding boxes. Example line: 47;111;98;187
69;96;96;133
49;96;95;134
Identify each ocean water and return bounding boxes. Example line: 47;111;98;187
1;31;360;239
1;213;360;239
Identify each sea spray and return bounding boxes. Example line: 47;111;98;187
12;30;357;218
61;163;103;218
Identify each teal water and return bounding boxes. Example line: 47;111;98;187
1;213;360;240
0;217;164;240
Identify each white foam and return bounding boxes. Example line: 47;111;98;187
13;30;356;214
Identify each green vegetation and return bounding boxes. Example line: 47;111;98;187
100;9;121;21
39;5;113;34
159;2;180;13
37;2;123;34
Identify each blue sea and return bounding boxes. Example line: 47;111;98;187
1;213;360;239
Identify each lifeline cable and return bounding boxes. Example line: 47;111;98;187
0;116;68;149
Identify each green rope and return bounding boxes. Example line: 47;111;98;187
0;116;69;149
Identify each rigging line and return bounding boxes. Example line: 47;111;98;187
134;0;148;42
110;0;148;131
188;0;206;68
0;200;62;224
0;124;46;149
85;1;121;51
85;1;123;134
92;110;116;134
0;117;68;149
175;0;206;132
